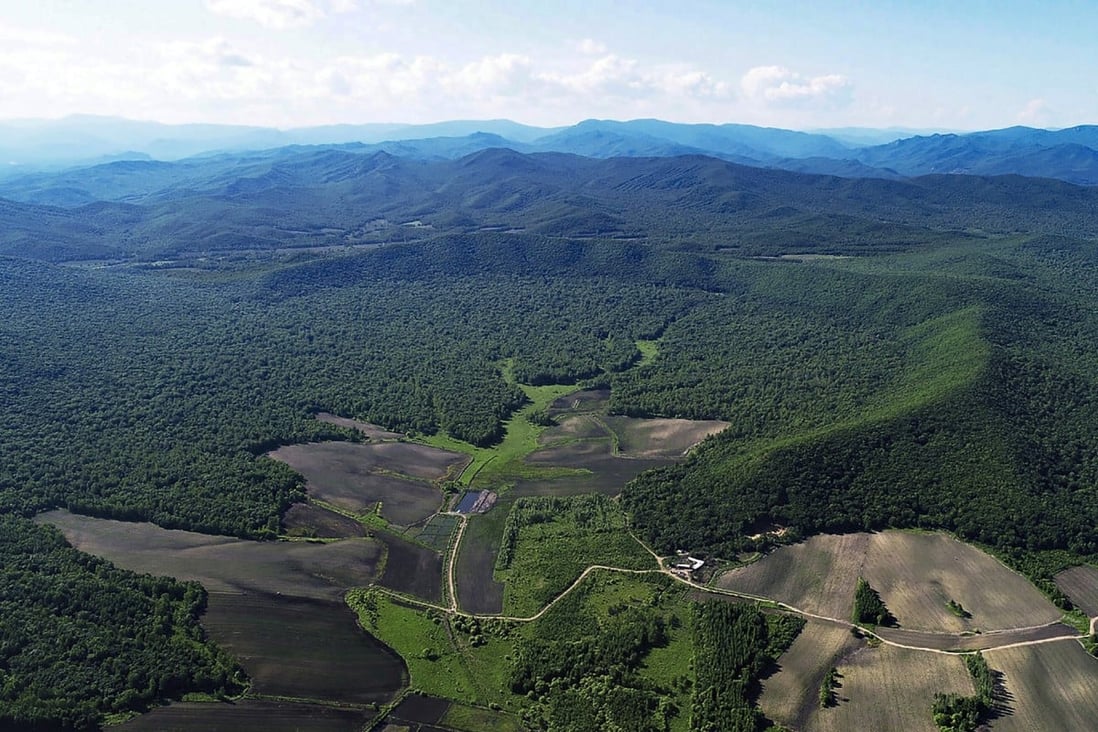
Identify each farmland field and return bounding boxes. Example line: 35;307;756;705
1055;565;1098;617
875;621;1076;652
601;414;728;458
315;412;405;440
39;510;381;599
281;501;366;538
759;619;861;729
272;440;468;482
796;642;975;731
269;442;454;524
454;504;508;614
376;530;444;602
985;640;1098;731
200;592;405;704
717;531;1060;632
46;511;406;727
411;513;459;552
118;699;373;732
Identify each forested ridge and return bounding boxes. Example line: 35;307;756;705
6;148;1098;725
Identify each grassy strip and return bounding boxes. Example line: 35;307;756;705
414;361;587;488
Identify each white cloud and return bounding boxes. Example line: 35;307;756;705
205;0;344;29
575;38;607;55
0;22;77;47
1017;98;1050;126
741;65;851;107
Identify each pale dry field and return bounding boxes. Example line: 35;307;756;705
806;643;974;732
602;415;728;458
985;640;1098;731
315;412;404;440
718;532;1059;632
1055;565;1098;617
760;619;859;729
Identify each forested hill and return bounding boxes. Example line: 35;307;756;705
7;146;1098;725
4;149;1098;265
9;116;1098;185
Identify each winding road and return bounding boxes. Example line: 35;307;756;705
377;524;1090;658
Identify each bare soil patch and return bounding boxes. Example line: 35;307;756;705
377;532;444;603
269;442;449;525
805;642;973;731
118;699;373;732
601;415;728;457
548;388;609;413
717;532;1059;632
985;639;1098;731
202;592;405;704
760;619;861;730
315;412;404;440
271;440;466;483
1055;564;1098;617
282;502;366;538
390;694;451;726
41;510;381;600
522;439;671;497
536;415;609;446
454;506;507;614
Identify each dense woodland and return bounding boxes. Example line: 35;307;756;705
6;147;1098;725
690;602;803;732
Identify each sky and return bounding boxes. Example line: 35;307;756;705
0;0;1093;131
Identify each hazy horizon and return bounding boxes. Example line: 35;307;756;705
0;1;1093;131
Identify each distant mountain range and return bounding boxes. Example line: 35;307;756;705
4;115;1098;191
4;144;1098;266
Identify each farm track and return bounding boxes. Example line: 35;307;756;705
373;529;1089;658
446;516;468;612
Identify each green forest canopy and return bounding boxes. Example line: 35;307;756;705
6;151;1098;725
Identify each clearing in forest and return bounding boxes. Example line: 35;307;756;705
717;531;1060;632
493;494;657;617
984;640;1098;731
601;414;728;458
315;411;405;440
269;441;463;524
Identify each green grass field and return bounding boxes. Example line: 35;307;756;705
347;590;480;702
415;360;587;488
495;494;658;617
499;525;657;617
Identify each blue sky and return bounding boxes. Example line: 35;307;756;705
0;0;1091;130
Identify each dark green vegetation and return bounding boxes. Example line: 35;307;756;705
852;578;895;627
818;666;839;709
7;145;1098;726
690;601;804;732
932;652;997;732
0;517;244;730
495;494;655;615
